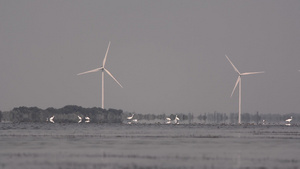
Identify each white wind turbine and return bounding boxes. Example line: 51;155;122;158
226;55;264;124
77;42;123;109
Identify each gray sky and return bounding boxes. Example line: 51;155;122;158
0;0;299;115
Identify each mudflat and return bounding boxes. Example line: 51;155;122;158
0;123;299;169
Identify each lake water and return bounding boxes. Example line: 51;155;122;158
0;123;299;169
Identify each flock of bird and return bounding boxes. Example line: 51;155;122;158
47;114;292;125
47;115;90;123
165;115;180;124
126;114;138;124
125;114;180;124
261;116;293;126
78;116;90;123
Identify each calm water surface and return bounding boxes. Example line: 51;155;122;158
0;123;299;169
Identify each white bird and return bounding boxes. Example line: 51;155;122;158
174;115;180;124
77;41;123;109
127;114;134;120
78;116;82;123
49;116;55;123
174;119;179;124
165;117;171;124
175;115;180;121
226;55;264;124
285;116;292;123
132;119;138;122
85;116;90;123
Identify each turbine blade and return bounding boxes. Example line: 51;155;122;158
225;55;240;74
231;76;240;97
241;71;265;75
77;67;102;75
104;68;123;88
102;41;111;67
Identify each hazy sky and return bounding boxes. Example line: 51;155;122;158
0;0;299;115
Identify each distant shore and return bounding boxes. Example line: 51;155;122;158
0;105;298;124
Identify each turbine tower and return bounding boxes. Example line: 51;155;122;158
77;41;123;109
226;55;264;124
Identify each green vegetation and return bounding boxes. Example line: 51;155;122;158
0;105;123;123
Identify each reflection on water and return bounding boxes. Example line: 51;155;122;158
0;123;300;169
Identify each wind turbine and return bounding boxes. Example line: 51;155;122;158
226;55;264;124
77;41;123;109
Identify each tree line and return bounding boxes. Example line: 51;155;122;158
0;106;298;124
0;105;123;123
125;111;299;124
